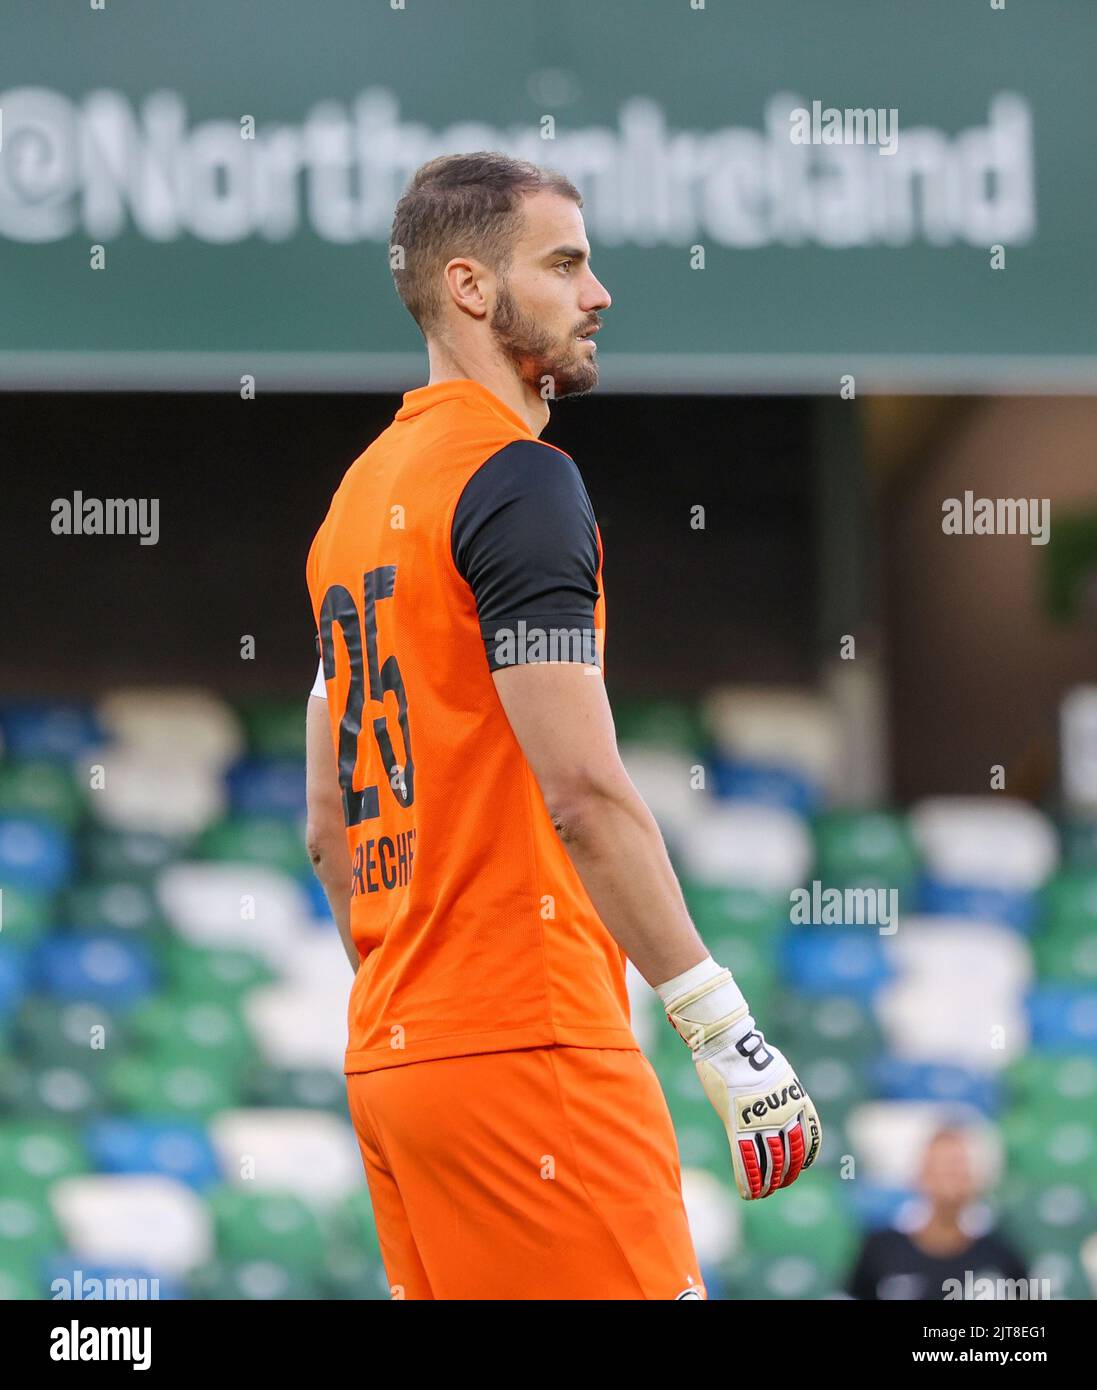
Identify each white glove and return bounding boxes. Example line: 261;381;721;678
657;956;822;1201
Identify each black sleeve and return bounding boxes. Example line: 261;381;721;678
451;439;601;673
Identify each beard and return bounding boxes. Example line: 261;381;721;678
489;282;599;399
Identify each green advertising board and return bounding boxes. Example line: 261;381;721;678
1;0;1094;392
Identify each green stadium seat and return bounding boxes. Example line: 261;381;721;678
0;883;54;946
82;828;189;884
107;1056;242;1119
1002;1110;1097;1202
723;1250;841;1300
63;880;166;937
0;1119;89;1193
237;699;308;759
188;1257;324;1300
612;697;705;755
209;1189;329;1276
13;999;126;1075
737;1176;857;1280
1005;1053;1097;1114
123;998;257;1077
997;1179;1097;1260
0;759;83;828
681;882;787;943
1041;869;1097;933
768;993;883;1062
163;941;276;1003
0;1189;62;1263
242;1065;346;1112
197;814;310;877
1;1062;108;1124
0;1255;42;1300
1033;931;1097;983
812;809;919;894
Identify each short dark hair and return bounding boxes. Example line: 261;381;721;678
389;151;582;337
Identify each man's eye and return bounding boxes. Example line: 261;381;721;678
557;260;572;272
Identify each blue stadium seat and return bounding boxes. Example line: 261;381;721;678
868;1057;1002;1114
1026;987;1097;1052
0;944;31;1019
778;928;893;1000
34;935;157;1006
83;1118;221;1190
0;816;75;893
225;759;306;818
709;756;823;817
0;702;101;761
919;877;1039;932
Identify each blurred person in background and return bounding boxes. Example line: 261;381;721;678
847;1125;1029;1300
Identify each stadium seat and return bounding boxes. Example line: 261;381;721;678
700;686;839;800
237;699;308;760
13;998;126;1074
0;702;101;761
206;1110;362;1204
910;796;1059;890
0;1119;90;1195
83;746;224;837
34;935;157;1007
0;759;82;829
812;809;919;896
709;756;822;817
1025;986;1097;1053
63;880;165;937
206;1188;328;1276
197;815;311;877
611;697;705;755
0;815;75;893
737;1175;857;1280
156;862;311;963
778;928;892;1000
675;802;813;893
868;1058;1001;1115
50;1173;214;1275
84;1118;221;1190
225;759;307;819
768;993;884;1062
95;689;243;769
106;1056;241;1120
244;985;347;1072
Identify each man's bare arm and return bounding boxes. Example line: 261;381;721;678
305;695;359;974
491;662;707;986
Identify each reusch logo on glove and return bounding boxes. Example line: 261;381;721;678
738;1079;804;1127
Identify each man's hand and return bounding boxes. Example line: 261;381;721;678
660;959;822;1201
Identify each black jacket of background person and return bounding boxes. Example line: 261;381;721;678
847;1226;1030;1300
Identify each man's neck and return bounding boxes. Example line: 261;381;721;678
425;341;549;438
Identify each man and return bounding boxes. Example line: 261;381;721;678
847;1126;1029;1300
305;152;820;1300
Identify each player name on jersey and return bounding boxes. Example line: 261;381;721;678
350;828;417;897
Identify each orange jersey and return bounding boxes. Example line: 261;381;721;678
306;378;639;1073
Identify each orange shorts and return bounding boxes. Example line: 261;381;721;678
346;1045;705;1300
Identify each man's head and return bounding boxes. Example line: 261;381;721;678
389;152;611;398
917;1127;981;1211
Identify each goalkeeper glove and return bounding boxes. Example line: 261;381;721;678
657;956;822;1201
